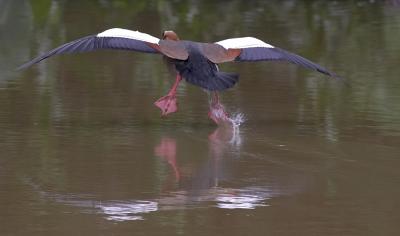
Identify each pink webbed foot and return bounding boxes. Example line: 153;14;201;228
154;94;178;116
208;103;231;125
155;74;182;116
208;93;231;125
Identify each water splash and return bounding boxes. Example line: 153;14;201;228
208;102;245;129
207;91;245;129
228;112;245;129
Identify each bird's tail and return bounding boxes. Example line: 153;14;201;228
216;71;239;90
208;71;239;91
183;71;239;91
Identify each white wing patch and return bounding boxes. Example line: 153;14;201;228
97;28;160;44
216;37;274;49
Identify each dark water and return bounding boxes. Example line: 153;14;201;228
1;0;400;235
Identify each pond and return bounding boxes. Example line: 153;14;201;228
0;0;400;235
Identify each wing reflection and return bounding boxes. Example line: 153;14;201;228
99;201;158;221
216;194;268;209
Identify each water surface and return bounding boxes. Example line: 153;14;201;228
1;1;400;235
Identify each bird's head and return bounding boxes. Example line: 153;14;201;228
162;31;179;41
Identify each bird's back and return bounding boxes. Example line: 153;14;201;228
172;41;239;91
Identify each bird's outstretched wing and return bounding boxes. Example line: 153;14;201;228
205;37;339;78
18;28;162;70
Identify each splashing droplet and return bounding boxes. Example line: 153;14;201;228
228;112;245;129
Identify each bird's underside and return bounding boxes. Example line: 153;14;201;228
19;28;341;125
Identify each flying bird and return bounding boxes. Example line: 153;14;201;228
19;28;339;125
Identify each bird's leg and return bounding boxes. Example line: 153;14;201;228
208;92;231;125
154;74;182;116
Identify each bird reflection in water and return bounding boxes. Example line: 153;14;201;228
154;137;180;182
154;122;243;185
27;126;284;222
154;125;270;210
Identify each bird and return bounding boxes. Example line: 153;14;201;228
19;28;340;125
